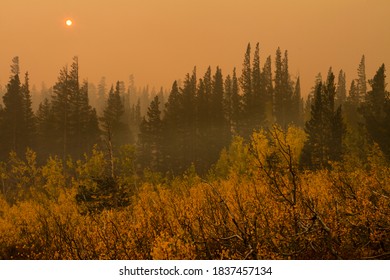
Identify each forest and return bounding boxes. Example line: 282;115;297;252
0;43;389;259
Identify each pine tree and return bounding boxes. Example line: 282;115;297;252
51;64;71;160
163;81;184;173
360;64;390;158
196;77;210;172
291;76;303;126
96;77;107;114
301;69;345;169
102;81;130;147
224;74;234;132
157;87;165;116
335;70;347;107
50;57;100;160
344;80;360;129
239;43;253;137
342;79;369;162
208;67;230;171
180;68;198;170
274;47;284;127
251;42;266;130
1;57;28;158
240;43;252;105
357;55;367;102
344;80;362;132
231;68;241;132
36;98;56;160
304;73;322;122
138;95;163;171
21;72;36;150
274;49;298;127
128;98;142;142
79;81;101;153
261;56;274;126
197;67;212;146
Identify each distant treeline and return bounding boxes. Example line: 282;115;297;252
0;43;389;174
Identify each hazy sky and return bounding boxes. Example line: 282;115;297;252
1;0;389;96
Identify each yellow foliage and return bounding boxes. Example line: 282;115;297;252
0;130;388;260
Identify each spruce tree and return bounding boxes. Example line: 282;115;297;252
261;56;274;126
301;69;345;169
360;64;390;158
275;48;293;128
196;77;210;172
291;76;303;126
251;42;266;130
231;68;241;133
102;81;129;147
180;68;197;170
224;74;233;132
197;68;212;163
336;70;347;107
208;67;230;170
163;81;184;173
36;98;56;160
239;43;252;137
19;72;36;152
357;55;367;102
51;64;71;159
138;95;163;171
1;57;28;158
50;57;100;160
274;49;297;127
96;77;107;114
304;73;322;122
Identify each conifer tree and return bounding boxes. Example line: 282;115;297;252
240;43;252;105
102;81;130;147
20;72;36;150
231;68;241;132
291;76;303;126
163;81;184;173
96;77;107;114
180;68;198;170
196;77;210;172
224;74;234;132
239;43;253;137
274;47;289;127
138;95;163;171
50;57;100;159
344;80;360;129
301;69;345;169
343;58;368;154
36;98;56;160
360;64;390;158
342;78;369;162
304;73;322;122
80;81;101;152
357;55;367;102
51;64;71;159
261;56;274;125
1;57;29;158
335;70;347;107
251;42;266;130
129;99;142;142
271;49;300;127
208;67;230;170
197;67;212;150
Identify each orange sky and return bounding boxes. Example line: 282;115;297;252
0;0;389;97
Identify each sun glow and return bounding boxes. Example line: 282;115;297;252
65;19;73;26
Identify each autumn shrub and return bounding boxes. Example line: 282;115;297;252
0;127;389;259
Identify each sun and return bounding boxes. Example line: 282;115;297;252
65;19;73;27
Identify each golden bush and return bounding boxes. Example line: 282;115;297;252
0;127;388;260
